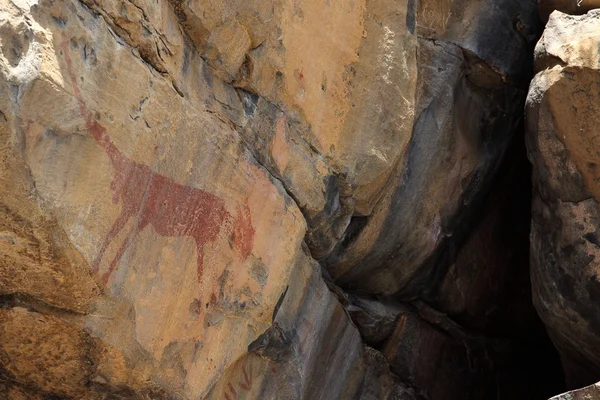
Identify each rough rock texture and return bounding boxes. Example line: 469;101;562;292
0;0;557;398
538;0;600;21
205;254;417;400
550;382;600;400
527;9;600;389
322;0;541;296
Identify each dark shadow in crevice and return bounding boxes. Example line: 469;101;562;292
428;129;566;399
341;130;566;399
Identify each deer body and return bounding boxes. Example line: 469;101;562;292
61;38;254;285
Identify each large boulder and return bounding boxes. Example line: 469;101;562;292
320;0;541;296
122;0;541;296
0;0;546;398
0;0;409;397
527;9;600;388
0;0;306;396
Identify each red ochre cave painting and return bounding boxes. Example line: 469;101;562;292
224;359;253;399
60;37;255;285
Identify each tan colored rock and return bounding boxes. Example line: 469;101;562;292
0;0;547;397
204;20;251;82
1;0;306;397
0;307;93;398
142;0;541;296
179;0;407;256
527;9;600;388
0;306;168;399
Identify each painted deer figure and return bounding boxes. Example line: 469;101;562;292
61;38;254;285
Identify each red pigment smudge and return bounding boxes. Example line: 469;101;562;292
60;37;254;285
238;361;253;391
232;198;255;259
227;382;237;397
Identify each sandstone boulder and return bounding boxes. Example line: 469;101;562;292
527;9;600;388
0;0;417;397
138;0;541;297
0;0;551;398
320;0;541;296
0;0;307;397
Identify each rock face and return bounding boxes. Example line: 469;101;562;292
0;0;563;398
527;9;600;389
322;0;541;297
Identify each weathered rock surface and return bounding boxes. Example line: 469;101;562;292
102;0;543;298
550;382;600;400
527;9;600;389
205;254;417;400
538;0;600;21
0;0;309;397
0;0;557;398
322;0;541;296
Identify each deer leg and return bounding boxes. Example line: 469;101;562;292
194;238;205;284
93;209;131;272
222;211;234;239
102;224;140;285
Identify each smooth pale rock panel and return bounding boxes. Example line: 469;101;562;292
0;0;308;397
527;10;600;388
77;0;363;259
175;0;415;181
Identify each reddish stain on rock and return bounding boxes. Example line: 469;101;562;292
60;38;254;285
232;199;255;260
223;359;253;398
238;361;253;391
